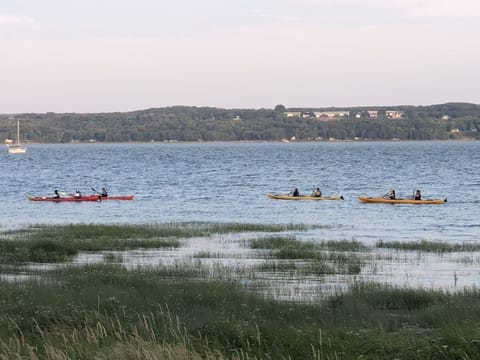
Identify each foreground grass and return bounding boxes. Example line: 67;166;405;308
0;222;310;264
1;264;480;359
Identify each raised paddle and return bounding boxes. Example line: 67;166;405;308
92;187;109;197
89;188;104;201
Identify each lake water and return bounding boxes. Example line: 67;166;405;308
1;141;479;244
2;141;480;298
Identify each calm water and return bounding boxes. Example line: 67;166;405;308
1;141;479;244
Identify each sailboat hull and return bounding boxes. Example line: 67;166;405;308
8;145;27;154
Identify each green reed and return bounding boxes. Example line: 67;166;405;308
377;239;480;253
0;225;180;264
317;239;369;252
103;252;124;263
250;236;363;275
1;264;480;359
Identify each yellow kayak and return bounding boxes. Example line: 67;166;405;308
267;194;344;201
358;196;447;204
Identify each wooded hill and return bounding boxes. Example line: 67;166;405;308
1;103;479;143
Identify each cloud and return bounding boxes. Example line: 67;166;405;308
286;0;480;20
398;0;480;19
247;8;303;26
0;14;34;24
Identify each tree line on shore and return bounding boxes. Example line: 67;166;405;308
1;102;479;143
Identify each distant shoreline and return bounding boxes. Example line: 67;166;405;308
17;138;479;145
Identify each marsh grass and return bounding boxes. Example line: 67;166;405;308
192;251;222;258
250;237;363;275
318;239;369;252
103;252;124;263
250;236;298;250
377;239;480;253
1;264;480;359
4;223;480;357
257;259;335;275
0;222;308;264
0;225;180;263
257;260;299;272
0;312;207;360
250;237;369;254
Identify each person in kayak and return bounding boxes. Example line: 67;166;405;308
290;188;300;197
414;189;421;200
312;187;322;197
387;189;396;199
54;189;60;198
101;187;108;197
74;190;82;198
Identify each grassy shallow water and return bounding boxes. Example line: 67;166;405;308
1;222;480;359
250;236;363;275
0;222;310;264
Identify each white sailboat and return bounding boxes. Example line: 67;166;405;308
7;120;27;154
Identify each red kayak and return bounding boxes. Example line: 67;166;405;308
28;195;134;202
89;195;134;201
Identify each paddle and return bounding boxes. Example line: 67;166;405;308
383;189;395;199
92;187;108;197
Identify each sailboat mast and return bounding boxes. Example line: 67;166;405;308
7;119;27;153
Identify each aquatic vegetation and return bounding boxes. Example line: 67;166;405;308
377;239;480;253
317;239;369;252
0;222;311;264
249;236;299;250
103;252;124;263
0;224;183;264
250;236;369;254
3;222;480;357
250;236;363;275
192;251;222;258
256;260;299;272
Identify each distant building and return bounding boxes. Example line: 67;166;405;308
314;111;349;121
283;112;302;118
302;112;315;118
283;109;403;121
316;113;332;121
386;110;404;119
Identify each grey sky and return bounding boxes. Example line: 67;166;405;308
1;0;479;113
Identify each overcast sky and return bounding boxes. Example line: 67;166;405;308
1;0;480;113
